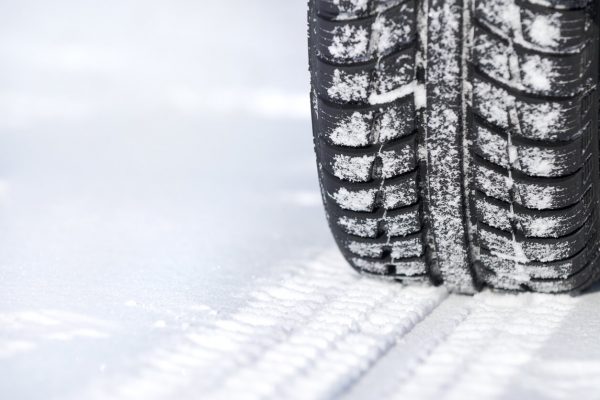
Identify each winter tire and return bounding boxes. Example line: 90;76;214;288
308;0;600;293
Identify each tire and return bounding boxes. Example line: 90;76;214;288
308;0;600;293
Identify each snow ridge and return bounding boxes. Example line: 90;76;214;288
84;251;447;400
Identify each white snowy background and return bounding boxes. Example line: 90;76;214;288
0;1;600;399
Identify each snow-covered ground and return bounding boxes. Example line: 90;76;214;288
0;1;599;399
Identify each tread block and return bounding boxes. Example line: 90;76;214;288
517;0;592;11
472;123;509;169
473;161;512;202
474;190;593;237
473;158;590;209
472;120;592;177
315;1;416;63
334;203;421;238
475;0;590;52
315;0;405;21
512;168;589;209
319;133;417;182
314;46;415;104
315;96;416;148
350;255;427;277
477;214;595;262
478;243;596;280
322;169;419;211
473;26;592;97
472;77;591;142
479;260;597;293
340;232;423;258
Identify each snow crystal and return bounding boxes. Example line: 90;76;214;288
385;212;420;236
369;80;415;105
475;125;508;167
508;144;518;164
475;197;511;231
527;216;560;237
383;182;417;209
417;0;477;290
480;228;529;263
519;185;555;209
473;79;509;129
330;187;377;211
328;25;370;61
338;216;378;237
527;0;584;12
521;56;554;91
327;69;370;103
380;146;414;178
375;106;411;142
352;257;389;274
526;240;571;262
474;165;511;202
348;237;422;259
414;83;426;109
518;102;563;140
332;0;369;20
352;257;427;276
476;0;580;59
348;241;384;258
370;8;412;55
329;111;373;147
518;147;557;177
474;33;511;82
332;154;375;182
390;237;422;258
527;13;561;48
375;54;414;94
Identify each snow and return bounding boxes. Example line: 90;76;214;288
528;14;561;48
328;69;371;103
521;185;557;210
477;0;570;53
383;181;418;209
385;211;420;237
332;154;376;182
475;125;508;167
368;81;416;105
331;187;377;212
376;106;413;142
380;146;414;178
328;25;370;61
331;0;370;20
1;1;600;399
424;0;475;292
521;56;554;91
518;147;557;177
329;112;373;147
338;216;378;238
413;83;427;109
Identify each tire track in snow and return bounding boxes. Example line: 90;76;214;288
211;281;447;400
344;295;474;400
0;309;114;359
85;250;447;400
387;291;579;400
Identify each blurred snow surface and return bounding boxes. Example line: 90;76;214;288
0;1;599;399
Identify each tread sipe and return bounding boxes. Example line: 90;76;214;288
308;0;600;293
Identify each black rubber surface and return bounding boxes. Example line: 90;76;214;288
309;0;600;293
